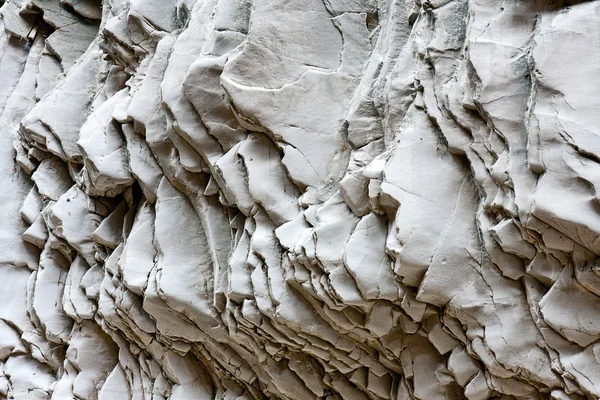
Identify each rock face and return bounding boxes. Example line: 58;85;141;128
1;0;600;398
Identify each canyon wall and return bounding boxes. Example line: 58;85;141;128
0;0;599;398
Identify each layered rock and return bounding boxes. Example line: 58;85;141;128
0;0;599;399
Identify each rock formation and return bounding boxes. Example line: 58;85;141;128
0;0;599;398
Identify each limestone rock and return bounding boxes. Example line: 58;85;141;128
1;0;600;399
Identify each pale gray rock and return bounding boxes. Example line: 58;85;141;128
2;0;600;399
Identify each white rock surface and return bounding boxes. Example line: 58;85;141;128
0;0;600;398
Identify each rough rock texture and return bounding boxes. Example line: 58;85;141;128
0;0;599;398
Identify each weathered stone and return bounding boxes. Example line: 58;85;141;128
1;0;600;398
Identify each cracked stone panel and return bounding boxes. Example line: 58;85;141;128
2;0;600;399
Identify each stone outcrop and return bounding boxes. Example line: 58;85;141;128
0;0;599;398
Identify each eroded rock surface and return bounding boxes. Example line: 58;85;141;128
0;0;599;398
